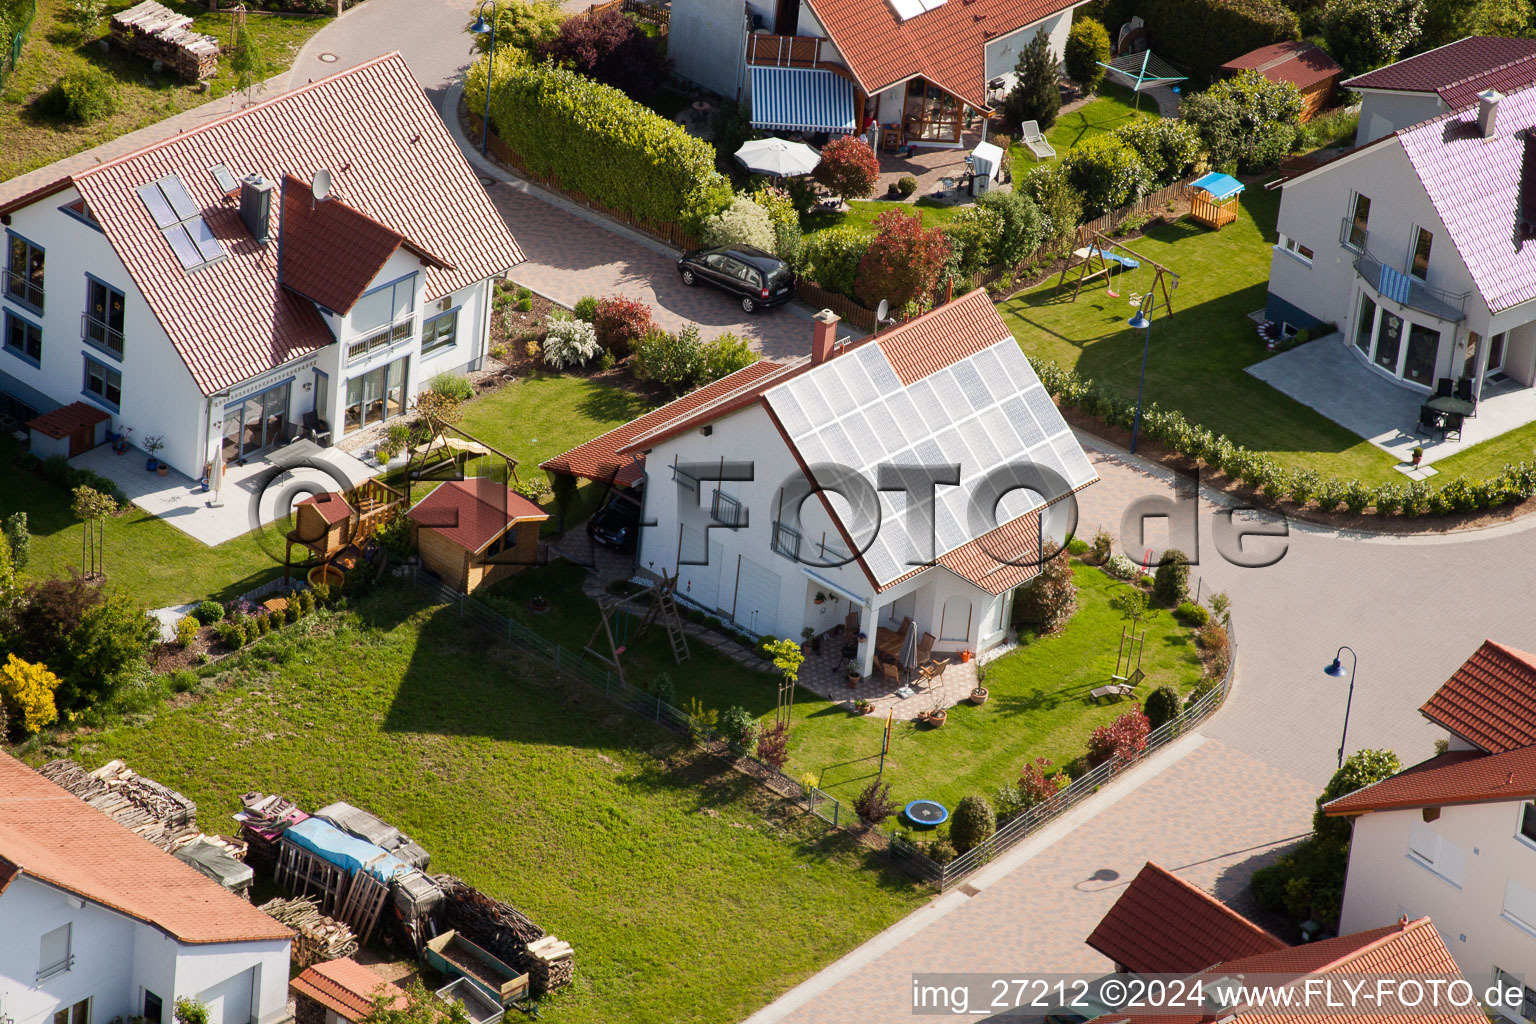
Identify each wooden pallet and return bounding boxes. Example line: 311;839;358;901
336;868;390;945
274;839;349;916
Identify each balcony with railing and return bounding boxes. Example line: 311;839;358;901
1343;220;1468;323
81;313;124;357
346;316;415;362
711;488;746;528
5;268;44;312
747;32;834;68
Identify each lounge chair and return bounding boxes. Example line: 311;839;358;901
1021;120;1056;161
1090;683;1135;703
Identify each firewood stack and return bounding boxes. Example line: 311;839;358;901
257;896;359;967
39;759;199;851
432;875;574;995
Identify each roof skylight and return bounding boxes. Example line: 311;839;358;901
136;174;226;272
888;0;945;20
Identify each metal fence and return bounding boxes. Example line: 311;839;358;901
406;567;1235;890
0;0;38;91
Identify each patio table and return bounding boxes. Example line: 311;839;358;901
1426;395;1475;416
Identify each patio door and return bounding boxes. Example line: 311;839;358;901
1489;332;1507;377
1374;312;1403;373
222;380;291;462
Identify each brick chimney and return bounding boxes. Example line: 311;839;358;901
811;308;840;365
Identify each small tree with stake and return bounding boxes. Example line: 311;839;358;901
813;135;880;202
71;485;117;581
765;636;805;727
229;15;271;106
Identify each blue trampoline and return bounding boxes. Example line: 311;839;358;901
902;799;949;829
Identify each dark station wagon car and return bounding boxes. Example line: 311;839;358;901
677;245;796;313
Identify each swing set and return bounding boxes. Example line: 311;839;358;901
583;571;693;685
1055;230;1180;317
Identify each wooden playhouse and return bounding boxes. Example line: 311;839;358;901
284;479;405;585
1187;172;1246;230
407;478;548;594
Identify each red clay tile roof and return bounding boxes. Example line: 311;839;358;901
1086;862;1286;975
540;360;789;486
1321;746;1536;816
1221;41;1341;92
1418;639;1536;752
1438;52;1536;110
806;0;1077;109
291;958;405;1021
26;401;110;440
407;477;548;552
43;53;522;395
297;491;354;526
278;175;452;315
0;752;292;944
877;288;1006;384
1343;36;1536;95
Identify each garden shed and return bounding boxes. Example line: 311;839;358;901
407;478;548;594
110;0;221;81
26;401;109;459
1220;41;1340;121
291;957;407;1024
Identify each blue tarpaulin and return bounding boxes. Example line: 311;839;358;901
284;816;408;882
1189;172;1246;201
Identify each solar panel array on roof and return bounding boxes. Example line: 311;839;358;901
766;338;1093;584
136;173;226;271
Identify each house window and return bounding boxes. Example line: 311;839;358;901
1411;227;1433;280
1347;193;1370;250
421;307;458;356
343;355;408;433
1407;819;1465;886
84;278;126;359
348;274;416;361
1374;311;1404;373
710;488;745;528
1494;967;1536;1022
772;520;801;560
1354;293;1377;355
1518;801;1536;845
1504;879;1536;937
143;992;163;1024
38;923;72;980
83;356;121;410
484;527;518;560
1403;323;1441;387
6;232;45;312
1279;235;1314;264
4;310;42;366
53;1000;88;1024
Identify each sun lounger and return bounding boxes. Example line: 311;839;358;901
1021;120;1056;160
1089;683;1136;703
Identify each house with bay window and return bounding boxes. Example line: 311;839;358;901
1266;80;1536;405
669;0;1083;145
0;51;522;482
1323;639;1536;1017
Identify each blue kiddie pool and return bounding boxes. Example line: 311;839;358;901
903;799;949;829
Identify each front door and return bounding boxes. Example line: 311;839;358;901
1489;332;1507;376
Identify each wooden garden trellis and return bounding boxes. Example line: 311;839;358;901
1055;229;1180;316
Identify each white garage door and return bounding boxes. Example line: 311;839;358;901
734;556;782;638
677;526;725;611
199;968;254;1024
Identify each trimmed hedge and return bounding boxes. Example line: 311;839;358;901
1090;0;1298;80
465;58;728;225
1033;359;1536;517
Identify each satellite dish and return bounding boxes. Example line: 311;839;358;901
311;168;332;202
876;299;890;323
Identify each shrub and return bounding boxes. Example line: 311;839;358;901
62;0;107;37
632;325;706;395
700;195;776;252
1181;70;1303;172
0;655;62;735
1016;755;1067;810
540;7;670;99
1001;28;1061;133
1321;0;1425;75
3;512;30;571
466;59;727;225
1175;601;1209;626
717;705;759;747
943;205;1002;280
1314;748;1402;844
1087;704;1151;767
1062;135;1153;219
10;574;104;669
542;314;602;369
431;372;475;402
1103;553;1138;580
285;603;300;624
174;999;209;1024
702;332;759;383
1153;547;1190;605
750;184;806;266
471;0;566;58
1022;163;1084;254
573;295;599;322
896;175;919;197
174;615;200;648
1066;536;1089;556
1129;0;1299;80
853;779;895;824
591;295;653;359
256;613;271;636
60;67;118;123
649;672;676;706
814;135;880;201
949;795;996;853
311;582;332;608
1143;685;1180;729
977;189;1048;269
854;209;951;309
1011;542;1077;633
1090;527;1112;563
194;599;225;625
58;594;157;711
926;835;958;864
755;721;790;768
803;226;872;297
1112;118;1200;187
1064;17;1111;93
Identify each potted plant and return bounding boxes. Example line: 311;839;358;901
854;698;873;715
970;684;989;705
846;659;862;688
801;626;815;653
814;590;826;605
1411;446;1424;468
923;706;948;728
144;435;166;474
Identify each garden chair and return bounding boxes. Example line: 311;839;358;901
1456;377;1477;415
1442;412;1464;442
1021;120;1056;161
302;410;332;447
1434;378;1454;399
1417;404;1443;436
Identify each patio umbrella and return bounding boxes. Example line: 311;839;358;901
207;456;225;508
897;626;919;685
734;138;821;178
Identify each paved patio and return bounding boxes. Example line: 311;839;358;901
1246;333;1536;467
795;639;980;720
72;440;375;547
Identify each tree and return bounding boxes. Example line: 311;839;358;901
854;209;951;310
0;533;19;621
229;18;271;104
1087;704;1151;767
0;655;62;735
360;980;471;1024
59;593;156;711
1001;28;1062;133
1110;586;1156;631
1420;0;1533;48
62;0;107;37
70;485;116;579
765;637;805;727
1153;547;1190;605
541;8;670;100
470;0;566;58
1320;0;1426;76
1011;541;1077;633
549;471;579;532
1064;17;1111;95
4;511;30;572
813;135;880;201
1180;70;1303;172
1312;748;1402;845
949;795;996;853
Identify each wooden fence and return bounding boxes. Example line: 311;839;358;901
469;112;700;252
1079;174;1198;237
794;280;878;331
588;0;669;26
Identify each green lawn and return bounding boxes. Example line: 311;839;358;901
1008;82;1158;180
781;564;1203;811
803;196;961;239
2;0;327;180
58;586;926;1024
1000;187;1402;483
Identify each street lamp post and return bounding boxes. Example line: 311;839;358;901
1324;646;1358;770
1127;302;1152;454
470;1;498;156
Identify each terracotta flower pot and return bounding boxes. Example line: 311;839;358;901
970;687;989;705
926;709;947;727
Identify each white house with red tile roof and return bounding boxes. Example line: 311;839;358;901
544;292;1096;676
1343;36;1536;145
1267;79;1536;404
0;752;292;1024
1320;640;1536;1009
669;0;1084;144
0;52;522;482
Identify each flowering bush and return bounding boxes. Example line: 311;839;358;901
541;314;602;370
1087;705;1151;768
0;654;61;734
813;135;880;201
855;209;951;309
591;296;653;359
1103;553;1138;580
700;195;776;252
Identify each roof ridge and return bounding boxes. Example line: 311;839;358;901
1313;916;1433;974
